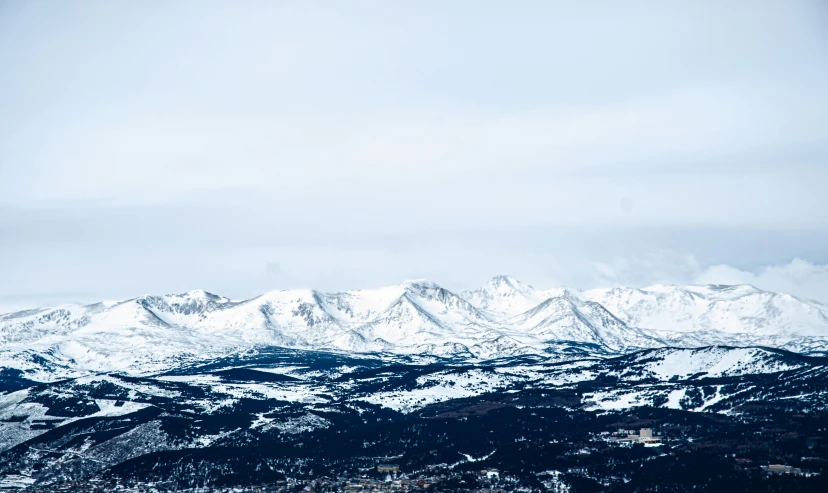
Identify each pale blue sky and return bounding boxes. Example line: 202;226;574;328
1;1;828;309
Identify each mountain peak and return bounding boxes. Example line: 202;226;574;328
487;274;530;290
401;279;441;290
481;275;535;295
460;276;546;317
180;288;219;299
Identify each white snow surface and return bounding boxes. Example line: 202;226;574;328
2;278;828;378
630;347;803;380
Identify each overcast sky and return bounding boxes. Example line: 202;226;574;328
1;0;828;310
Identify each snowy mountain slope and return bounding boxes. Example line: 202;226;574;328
580;284;828;353
583;284;828;336
503;297;658;350
2;277;828;379
604;346;809;381
460;275;576;317
0;280;508;378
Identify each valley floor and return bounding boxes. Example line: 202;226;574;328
1;346;827;492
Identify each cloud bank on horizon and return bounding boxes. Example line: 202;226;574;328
0;1;827;310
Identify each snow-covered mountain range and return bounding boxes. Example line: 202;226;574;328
2;276;828;379
4;277;827;489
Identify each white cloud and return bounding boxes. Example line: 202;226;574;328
694;258;828;303
592;254;828;304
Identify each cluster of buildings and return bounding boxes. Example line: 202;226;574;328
22;470;472;492
343;476;438;492
760;464;818;477
376;464;400;474
19;478;434;493
608;428;663;446
16;464;519;493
